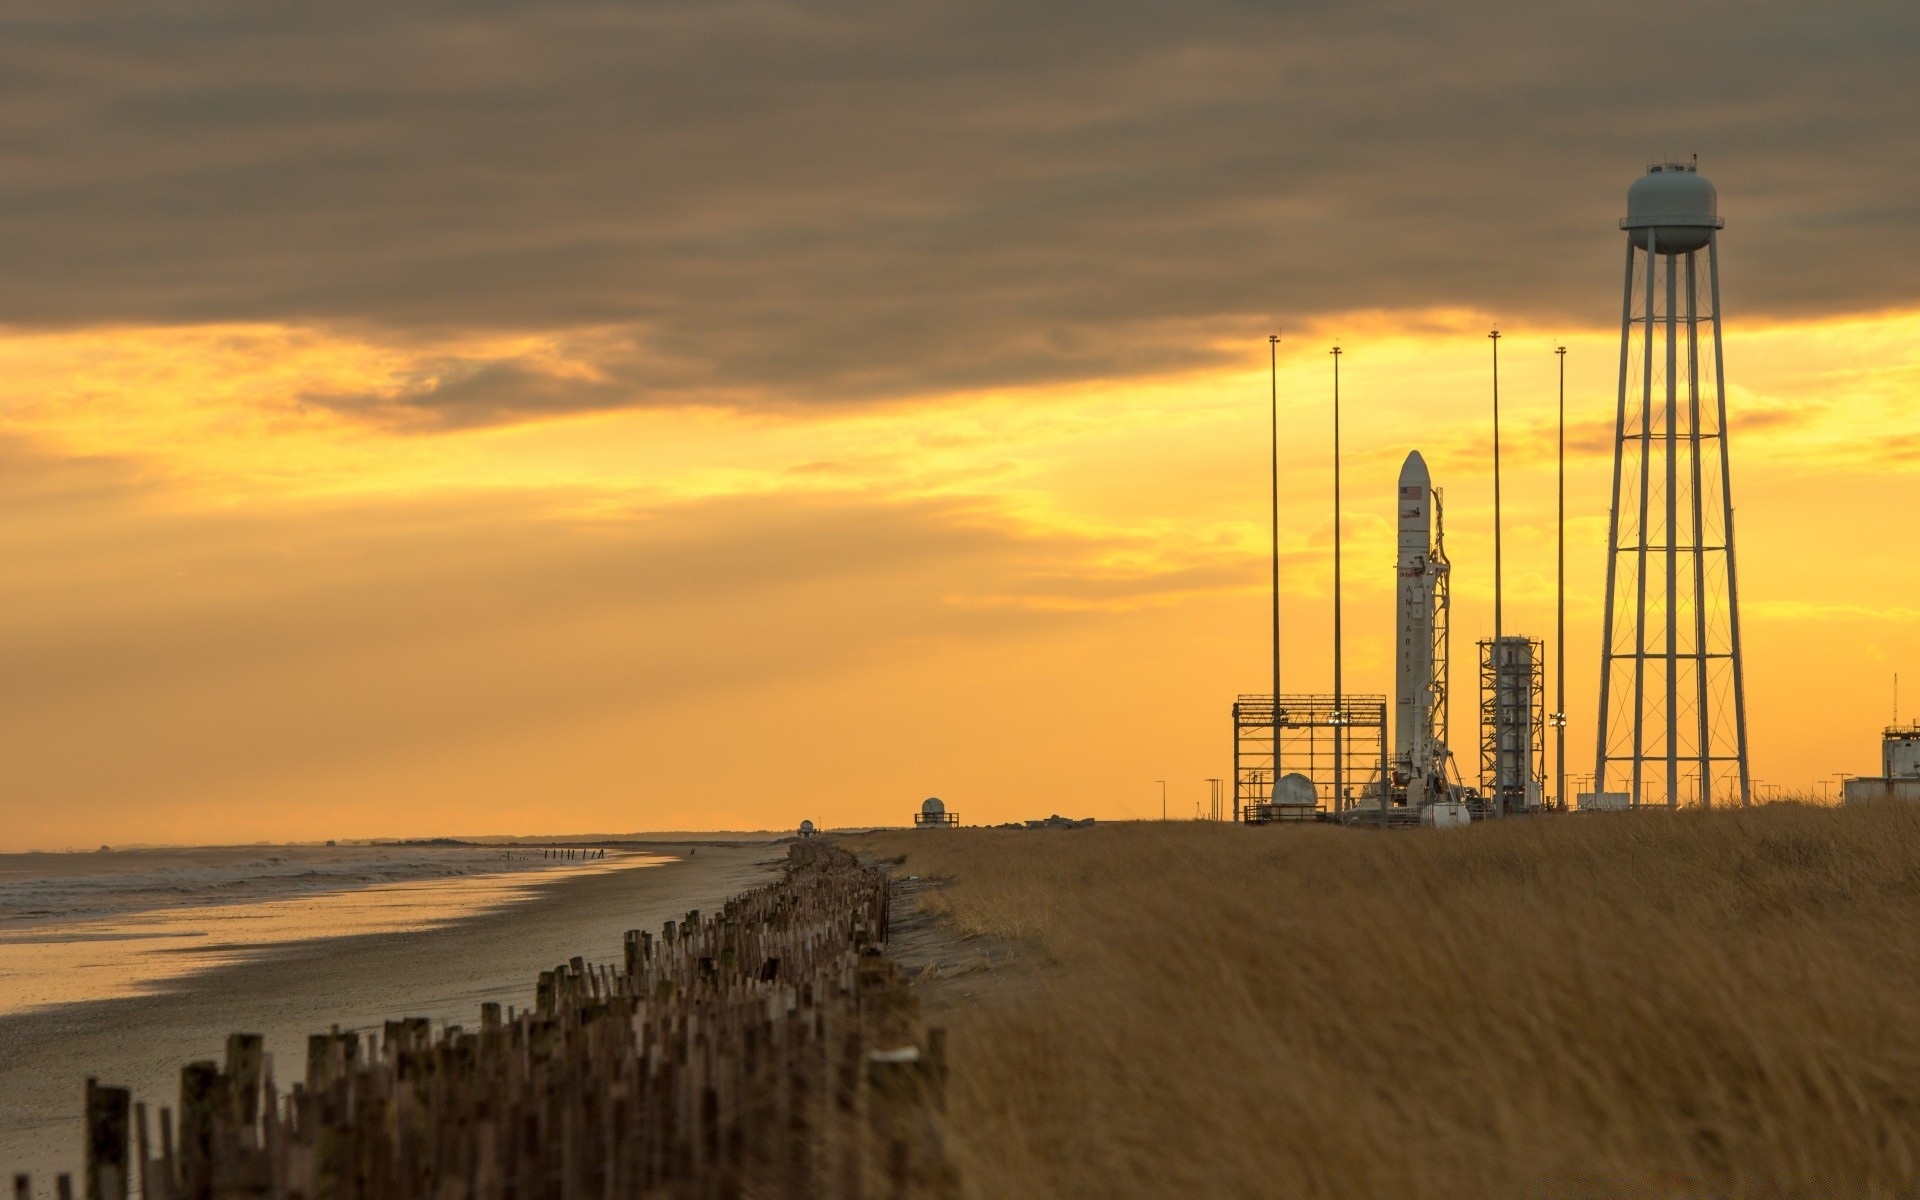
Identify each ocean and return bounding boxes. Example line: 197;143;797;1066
0;844;643;1017
0;841;787;1187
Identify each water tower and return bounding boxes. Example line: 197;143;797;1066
1593;160;1752;807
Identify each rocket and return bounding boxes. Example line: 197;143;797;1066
1395;451;1439;790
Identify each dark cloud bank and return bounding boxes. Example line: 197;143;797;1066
2;0;1915;421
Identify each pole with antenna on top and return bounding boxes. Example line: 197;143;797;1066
1489;329;1504;817
1269;333;1283;800
1331;343;1345;817
1555;344;1568;811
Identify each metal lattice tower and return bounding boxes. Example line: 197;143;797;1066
1481;636;1544;814
1595;160;1752;807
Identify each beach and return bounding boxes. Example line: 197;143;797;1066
0;842;783;1184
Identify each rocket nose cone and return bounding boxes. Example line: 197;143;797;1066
1399;450;1430;487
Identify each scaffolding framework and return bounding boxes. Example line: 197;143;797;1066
1232;694;1388;821
1480;637;1545;815
1431;492;1452;770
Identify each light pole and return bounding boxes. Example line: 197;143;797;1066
1157;779;1167;821
1489;328;1505;816
1270;334;1283;782
1555;344;1567;811
1331;344;1345;815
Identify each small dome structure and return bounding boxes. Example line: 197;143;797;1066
1621;161;1721;254
798;819;816;836
1275;773;1318;808
913;795;958;828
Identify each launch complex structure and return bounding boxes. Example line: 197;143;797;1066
1233;450;1535;825
1234;159;1749;824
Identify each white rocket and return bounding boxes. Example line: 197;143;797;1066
1394;451;1449;802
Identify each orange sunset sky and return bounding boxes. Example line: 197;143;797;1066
2;1;1917;848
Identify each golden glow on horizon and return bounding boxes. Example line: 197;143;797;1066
1;306;1916;845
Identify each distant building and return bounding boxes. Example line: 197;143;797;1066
913;797;958;828
1843;725;1920;803
798;819;817;838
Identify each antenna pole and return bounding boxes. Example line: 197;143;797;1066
1270;333;1282;794
1556;344;1568;812
1331;344;1345;816
1489;329;1504;815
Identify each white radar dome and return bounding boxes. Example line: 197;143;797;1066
1621;161;1721;254
921;797;945;815
799;819;816;833
1275;773;1317;807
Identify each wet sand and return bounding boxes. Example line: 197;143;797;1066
0;842;784;1184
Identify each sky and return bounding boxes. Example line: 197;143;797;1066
3;0;1918;848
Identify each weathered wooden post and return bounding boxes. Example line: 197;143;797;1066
223;1037;263;1132
83;1079;130;1200
132;1104;153;1200
176;1063;218;1200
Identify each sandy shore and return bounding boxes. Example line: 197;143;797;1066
0;844;587;930
0;842;783;1184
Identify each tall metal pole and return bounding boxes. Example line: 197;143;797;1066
1331;344;1344;815
1664;246;1680;808
1489;329;1503;816
1686;253;1711;806
1232;707;1242;822
1270;334;1282;795
1595;238;1636;798
1158;779;1167;821
1556;344;1567;812
1708;231;1753;806
1632;231;1656;806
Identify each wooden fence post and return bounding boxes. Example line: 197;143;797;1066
84;1079;130;1200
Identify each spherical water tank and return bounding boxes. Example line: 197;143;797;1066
1621;162;1721;254
921;797;945;816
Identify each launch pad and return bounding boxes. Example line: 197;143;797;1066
1231;694;1388;821
1230;449;1501;826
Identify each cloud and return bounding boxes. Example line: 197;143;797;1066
0;436;1255;839
0;0;1914;423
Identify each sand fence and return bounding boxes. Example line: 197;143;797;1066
15;841;954;1200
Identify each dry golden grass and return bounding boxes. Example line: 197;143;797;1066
852;802;1920;1198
